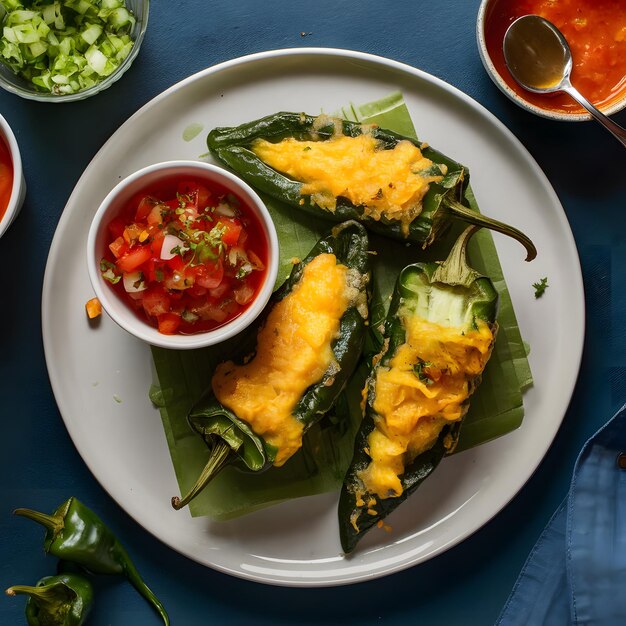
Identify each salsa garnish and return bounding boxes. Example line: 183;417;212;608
100;177;269;335
485;0;626;114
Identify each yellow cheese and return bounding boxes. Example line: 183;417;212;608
211;253;351;466
251;131;445;236
358;314;494;499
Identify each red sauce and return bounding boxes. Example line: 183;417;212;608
0;136;14;222
485;0;626;113
101;175;269;335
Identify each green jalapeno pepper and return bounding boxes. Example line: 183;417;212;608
14;498;169;626
6;573;93;626
207;112;536;260
338;226;499;553
172;220;371;510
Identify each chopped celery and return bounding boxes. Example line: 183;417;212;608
0;0;138;95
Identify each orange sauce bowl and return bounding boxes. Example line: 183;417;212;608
477;0;626;121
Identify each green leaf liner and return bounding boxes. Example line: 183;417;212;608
151;92;532;519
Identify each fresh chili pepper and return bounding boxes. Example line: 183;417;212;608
6;573;93;626
172;220;371;510
207;112;536;260
338;226;499;553
14;498;169;626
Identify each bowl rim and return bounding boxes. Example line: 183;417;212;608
0;113;24;239
86;160;279;350
0;0;150;103
476;0;626;122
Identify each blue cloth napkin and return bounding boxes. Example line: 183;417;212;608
496;403;626;626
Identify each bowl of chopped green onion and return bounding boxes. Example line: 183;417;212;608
0;0;148;102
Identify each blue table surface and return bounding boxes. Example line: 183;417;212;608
2;1;626;624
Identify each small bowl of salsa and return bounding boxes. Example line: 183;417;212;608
477;0;626;120
87;161;279;349
0;113;26;239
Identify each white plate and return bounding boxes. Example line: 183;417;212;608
42;48;585;587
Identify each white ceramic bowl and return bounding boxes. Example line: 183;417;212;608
476;0;626;122
87;161;279;350
0;113;26;239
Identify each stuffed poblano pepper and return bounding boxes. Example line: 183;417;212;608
339;226;499;553
6;573;93;626
207;112;536;259
172;220;371;510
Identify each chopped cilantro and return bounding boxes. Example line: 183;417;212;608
413;359;434;384
533;277;549;298
100;259;121;285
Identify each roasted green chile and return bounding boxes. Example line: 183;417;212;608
207;112;536;260
6;573;93;626
338;226;499;553
172;221;371;510
14;498;169;626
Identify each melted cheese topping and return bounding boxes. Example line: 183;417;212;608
251;132;444;236
211;253;351;466
358;314;494;499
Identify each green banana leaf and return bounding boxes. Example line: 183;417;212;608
151;92;532;519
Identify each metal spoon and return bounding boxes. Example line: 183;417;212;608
503;14;626;148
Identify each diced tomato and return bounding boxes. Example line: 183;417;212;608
157;313;181;334
176;181;199;210
116;246;152;273
190;299;229;323
218;219;243;246
109;236;128;259
237;228;248;248
247;249;265;270
193;260;224;289
234;284;255;305
208;280;231;299
123;223;143;245
166;255;186;273
108;217;126;240
147;204;164;226
149;232;165;256
142;286;170;317
135;196;157;221
196;185;211;209
188;284;208;297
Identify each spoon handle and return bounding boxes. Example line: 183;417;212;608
562;83;626;149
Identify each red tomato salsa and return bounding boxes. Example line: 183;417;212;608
485;0;626;113
0;136;13;223
100;176;269;335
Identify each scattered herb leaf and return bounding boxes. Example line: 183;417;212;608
533;277;549;298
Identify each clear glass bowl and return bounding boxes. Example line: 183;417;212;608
0;0;149;103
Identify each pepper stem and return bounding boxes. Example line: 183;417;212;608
6;582;74;610
171;440;232;510
13;508;64;534
443;197;537;261
432;225;481;287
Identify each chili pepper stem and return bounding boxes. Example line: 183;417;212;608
443;197;537;262
13;507;64;534
6;584;72;610
432;225;482;287
171;440;232;510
